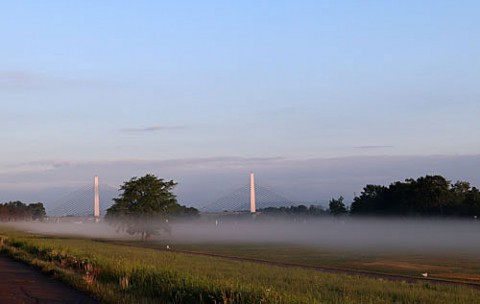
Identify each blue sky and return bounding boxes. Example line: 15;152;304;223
1;1;479;205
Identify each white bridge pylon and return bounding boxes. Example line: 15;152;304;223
250;172;256;213
94;175;100;219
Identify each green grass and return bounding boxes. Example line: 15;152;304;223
152;242;480;283
0;226;479;303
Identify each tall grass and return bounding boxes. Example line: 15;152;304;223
165;242;480;282
0;229;478;303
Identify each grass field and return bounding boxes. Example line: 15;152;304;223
162;242;480;284
1;224;479;303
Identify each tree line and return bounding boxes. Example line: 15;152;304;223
104;173;480;240
0;201;46;221
259;205;327;216
329;175;480;217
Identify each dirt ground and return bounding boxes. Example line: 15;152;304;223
0;256;98;304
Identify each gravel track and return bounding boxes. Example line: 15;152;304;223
0;256;98;304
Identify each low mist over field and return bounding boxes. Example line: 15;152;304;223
8;217;480;254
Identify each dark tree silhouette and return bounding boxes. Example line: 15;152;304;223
106;174;197;240
329;196;348;216
0;201;46;221
350;175;480;217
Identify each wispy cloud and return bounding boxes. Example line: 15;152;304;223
353;145;394;150
0;161;71;174
120;125;185;133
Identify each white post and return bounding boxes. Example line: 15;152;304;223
250;173;256;213
94;175;100;219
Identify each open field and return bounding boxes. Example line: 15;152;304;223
1;223;480;303
121;241;480;285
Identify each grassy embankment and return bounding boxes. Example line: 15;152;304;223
0;226;479;303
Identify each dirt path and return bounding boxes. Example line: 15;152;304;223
0;256;98;304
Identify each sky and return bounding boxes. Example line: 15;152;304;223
1;1;479;207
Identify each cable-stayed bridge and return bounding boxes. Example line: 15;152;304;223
47;182;118;217
200;177;296;212
46;174;300;217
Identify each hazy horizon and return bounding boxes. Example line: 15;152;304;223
1;154;479;211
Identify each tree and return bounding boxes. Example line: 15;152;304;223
464;187;480;216
411;175;451;215
3;201;30;221
350;185;387;215
447;181;471;215
28;202;46;221
329;196;348;216
0;201;46;221
349;175;480;217
106;174;180;241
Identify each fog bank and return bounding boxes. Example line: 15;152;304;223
6;218;480;254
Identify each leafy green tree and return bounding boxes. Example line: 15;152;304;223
171;205;200;218
447;181;471;215
350;185;387;215
28;202;46;221
412;175;451;215
329;196;348;216
3;201;30;221
0;201;45;221
106;174;180;240
350;175;480;217
465;187;480;216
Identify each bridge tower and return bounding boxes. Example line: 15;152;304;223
94;175;100;220
250;172;256;213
